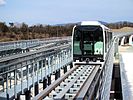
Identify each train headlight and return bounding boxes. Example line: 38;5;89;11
93;58;97;62
86;58;90;63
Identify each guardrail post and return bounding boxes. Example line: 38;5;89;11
114;38;119;58
21;64;24;94
36;61;39;96
14;68;17;99
26;64;30;90
30;62;35;97
48;57;51;76
41;60;43;81
6;73;9;100
56;54;59;70
9;72;12;88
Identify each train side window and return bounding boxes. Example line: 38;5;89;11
73;29;82;55
94;28;103;55
105;31;108;52
109;32;112;45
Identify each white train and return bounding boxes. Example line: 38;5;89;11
72;21;113;62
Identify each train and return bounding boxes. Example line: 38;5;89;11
72;21;113;62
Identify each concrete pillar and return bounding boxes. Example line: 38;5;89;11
48;76;51;85
63;66;67;73
121;36;125;45
125;36;129;44
35;82;39;96
43;78;47;89
129;35;133;46
25;90;31;100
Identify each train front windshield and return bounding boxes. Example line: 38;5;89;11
73;25;103;59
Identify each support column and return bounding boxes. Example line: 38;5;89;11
64;66;67;74
25;90;31;100
55;70;60;80
70;63;73;69
48;75;51;85
55;71;58;80
34;82;39;96
121;36;125;46
6;94;9;100
43;78;47;89
58;70;60;78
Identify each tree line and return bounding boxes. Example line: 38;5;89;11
106;21;133;29
0;21;133;42
0;22;73;42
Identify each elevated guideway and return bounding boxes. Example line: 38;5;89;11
0;37;71;57
32;37;115;100
119;46;133;100
0;34;128;100
0;37;71;52
0;41;72;100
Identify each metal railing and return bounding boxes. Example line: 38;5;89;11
0;44;72;99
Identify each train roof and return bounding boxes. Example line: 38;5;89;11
79;21;109;29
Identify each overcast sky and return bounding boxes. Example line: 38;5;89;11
0;0;133;25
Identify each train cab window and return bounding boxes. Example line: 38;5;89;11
83;31;94;54
82;26;103;55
